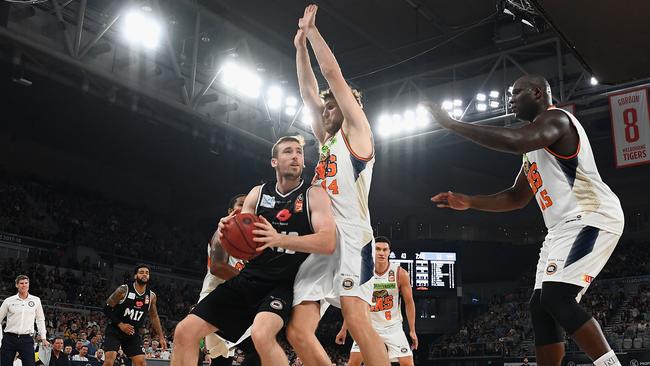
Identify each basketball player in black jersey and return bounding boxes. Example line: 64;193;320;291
102;265;166;366
171;135;337;366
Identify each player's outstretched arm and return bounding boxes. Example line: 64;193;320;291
424;103;571;155
295;29;326;144
148;293;167;351
398;267;418;350
299;5;373;156
252;186;336;254
431;164;533;212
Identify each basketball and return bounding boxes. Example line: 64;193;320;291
221;213;262;260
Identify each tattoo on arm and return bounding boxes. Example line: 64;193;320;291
210;241;229;265
106;285;128;307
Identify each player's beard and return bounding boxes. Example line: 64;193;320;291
135;277;148;285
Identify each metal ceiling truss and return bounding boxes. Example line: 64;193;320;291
0;0;313;153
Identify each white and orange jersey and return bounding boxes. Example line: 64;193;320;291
369;262;403;329
199;243;245;302
523;107;624;234
313;129;375;232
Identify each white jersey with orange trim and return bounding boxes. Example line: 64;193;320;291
370;262;403;329
304;128;375;306
199;243;245;302
313;129;375;231
523;107;624;234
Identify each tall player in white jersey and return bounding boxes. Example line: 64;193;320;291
335;237;418;366
429;74;624;366
288;4;390;366
199;194;254;366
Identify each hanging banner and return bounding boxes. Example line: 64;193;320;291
609;87;650;168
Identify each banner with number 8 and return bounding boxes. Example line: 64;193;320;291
608;87;650;168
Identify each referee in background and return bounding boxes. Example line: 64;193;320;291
0;275;49;366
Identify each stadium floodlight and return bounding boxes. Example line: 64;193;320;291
123;9;162;49
377;114;393;138
489;90;500;98
300;108;313;125
266;86;283;110
221;62;262;98
452;108;463;118
590;77;598;86
403;110;416;131
476;103;487;112
285;96;298;107
442;100;453;111
489;100;500;109
476;93;486;102
285;106;297;116
453;99;463;107
415;105;430;126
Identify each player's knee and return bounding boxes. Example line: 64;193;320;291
540;282;591;334
285;322;306;348
174;318;200;346
251;322;278;352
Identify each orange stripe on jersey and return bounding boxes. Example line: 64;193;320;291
544;141;580;160
341;129;374;162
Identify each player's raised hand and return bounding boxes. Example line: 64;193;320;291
293;29;306;49
420;101;455;128
252;216;282;251
298;4;318;31
431;191;471;210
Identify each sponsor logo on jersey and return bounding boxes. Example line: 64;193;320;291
28;301;35;307
135;300;144;308
128;292;136;299
234;262;245;271
342;278;354;290
582;274;594;283
546;262;557;275
401;347;408;353
388;270;395;282
261;194;276;208
294;194;304;213
276;209;292;222
270;299;283;310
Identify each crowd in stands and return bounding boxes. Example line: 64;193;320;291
429;238;650;359
0;173;207;271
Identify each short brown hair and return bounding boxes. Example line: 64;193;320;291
15;274;29;284
271;135;305;158
320;87;363;107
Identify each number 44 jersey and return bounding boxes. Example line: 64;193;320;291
523;107;624;234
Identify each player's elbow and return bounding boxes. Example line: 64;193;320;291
209;262;228;277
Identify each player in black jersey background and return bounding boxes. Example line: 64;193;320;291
102;265;166;366
171;135;337;366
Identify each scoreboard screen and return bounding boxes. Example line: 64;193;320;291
389;251;456;291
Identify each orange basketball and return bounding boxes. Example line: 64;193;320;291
221;213;262;260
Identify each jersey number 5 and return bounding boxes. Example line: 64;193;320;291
539;189;553;210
